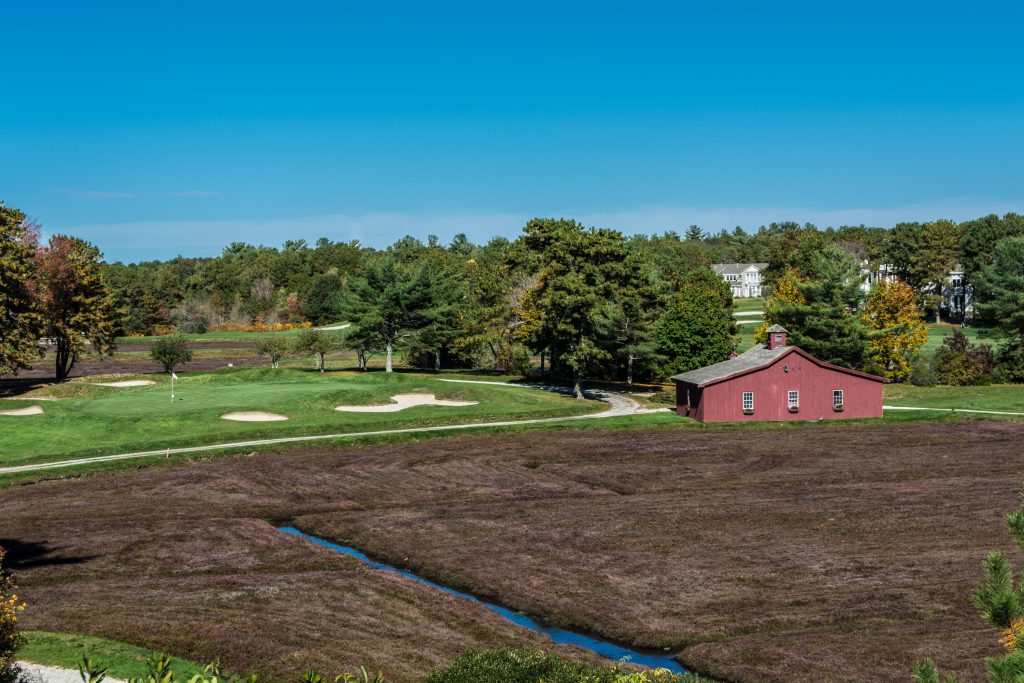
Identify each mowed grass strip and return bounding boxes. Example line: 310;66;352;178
884;383;1024;413
0;368;602;466
3;421;1024;682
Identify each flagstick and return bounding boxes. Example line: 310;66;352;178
171;372;175;402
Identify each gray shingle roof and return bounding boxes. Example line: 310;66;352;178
765;324;788;333
710;262;769;275
671;344;791;386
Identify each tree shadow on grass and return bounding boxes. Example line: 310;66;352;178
0;539;98;570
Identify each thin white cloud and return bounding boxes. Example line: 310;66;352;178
156;191;220;198
64;200;1020;263
54;189;220;199
55;188;137;199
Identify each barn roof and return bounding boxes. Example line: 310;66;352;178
671;343;888;387
671;345;790;386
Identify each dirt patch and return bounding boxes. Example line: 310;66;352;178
220;411;289;422
0;406;43;416
2;422;1022;682
335;393;478;413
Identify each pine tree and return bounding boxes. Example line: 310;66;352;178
772;245;869;369
913;491;1024;682
975;236;1024;347
517;219;631;397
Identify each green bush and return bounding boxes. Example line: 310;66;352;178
934;329;994;386
150;336;193;373
909;354;938;387
425;648;707;683
994;344;1024;384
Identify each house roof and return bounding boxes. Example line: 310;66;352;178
765;324;788;333
671;344;888;387
711;262;769;275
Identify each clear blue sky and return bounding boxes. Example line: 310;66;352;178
3;1;1023;262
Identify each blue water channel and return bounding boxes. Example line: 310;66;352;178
278;526;689;675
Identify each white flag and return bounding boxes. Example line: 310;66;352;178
171;372;178;380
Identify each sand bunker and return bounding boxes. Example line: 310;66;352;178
94;380;156;387
0;406;44;416
221;411;289;422
335;393;478;413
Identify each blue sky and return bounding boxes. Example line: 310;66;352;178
3;1;1023;262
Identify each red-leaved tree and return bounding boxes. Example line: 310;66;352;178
33;235;122;380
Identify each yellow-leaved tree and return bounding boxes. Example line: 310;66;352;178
0;548;25;683
753;267;806;345
860;279;928;381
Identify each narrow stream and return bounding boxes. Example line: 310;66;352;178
278;526;690;675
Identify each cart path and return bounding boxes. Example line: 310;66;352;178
883;404;1024;416
0;387;664;476
18;662;127;683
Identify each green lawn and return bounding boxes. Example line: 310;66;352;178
883;383;1024;413
19;631;206;680
733;296;765;313
921;323;999;354
0;368;602;468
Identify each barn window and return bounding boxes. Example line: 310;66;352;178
742;391;754;412
788;390;799;409
833;389;844;408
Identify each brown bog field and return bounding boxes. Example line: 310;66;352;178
2;420;1023;682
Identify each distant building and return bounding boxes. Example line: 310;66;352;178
711;263;768;298
860;262;897;294
861;262;973;320
672;325;887;423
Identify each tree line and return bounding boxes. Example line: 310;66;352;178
4;197;1024;386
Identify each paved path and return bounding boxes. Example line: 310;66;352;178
18;662;126;683
0;385;664;476
883;405;1024;417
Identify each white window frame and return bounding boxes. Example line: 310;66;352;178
788;390;799;409
833;389;844;407
742;391;754;411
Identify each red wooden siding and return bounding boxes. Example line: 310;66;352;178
675;349;884;423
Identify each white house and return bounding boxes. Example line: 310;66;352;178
711;263;768;298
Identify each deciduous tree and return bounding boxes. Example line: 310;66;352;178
860;279;928;381
150;335;192;373
33;235;122;380
655;271;735;378
254;335;290;369
293;329;339;372
887;219;962;322
0;202;44;375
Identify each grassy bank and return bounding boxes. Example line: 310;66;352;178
19;631;205;680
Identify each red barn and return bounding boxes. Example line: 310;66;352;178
672;325;887;423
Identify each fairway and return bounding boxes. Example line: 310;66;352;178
0;368;602;467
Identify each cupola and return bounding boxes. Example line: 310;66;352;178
766;324;789;350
